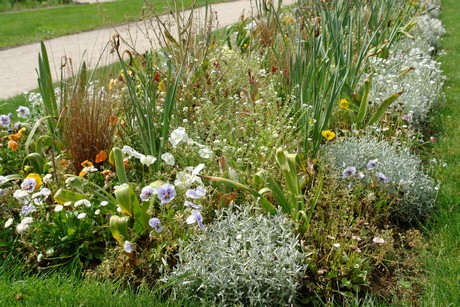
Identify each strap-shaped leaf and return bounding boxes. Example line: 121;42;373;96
114;184;134;217
110;215;130;246
54;189;86;204
367;92;403;126
22;153;47;175
202;175;276;215
112;147;128;184
356;79;371;129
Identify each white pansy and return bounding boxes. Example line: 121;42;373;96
161;152;175;166
22;217;34;224
198;148;213;159
169;127;187;147
122;145;143;159
174;164;205;189
140;155;156;167
43;174;53;184
16;223;30;234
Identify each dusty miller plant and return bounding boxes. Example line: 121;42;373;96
368;43;444;126
324;137;438;222
164;204;305;306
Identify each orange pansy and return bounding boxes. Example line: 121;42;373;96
95;150;107;163
8;140;18;151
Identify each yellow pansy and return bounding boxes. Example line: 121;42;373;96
322;130;336;141
339;99;349;110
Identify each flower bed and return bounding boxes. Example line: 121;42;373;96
0;0;446;304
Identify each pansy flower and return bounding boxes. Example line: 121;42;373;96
149;218;163;233
186;210;205;230
186;186;207;199
157;183;176;204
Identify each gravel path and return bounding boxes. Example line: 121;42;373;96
0;0;295;100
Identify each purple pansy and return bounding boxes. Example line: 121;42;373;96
157;183;176;204
367;159;379;170
186;209;205;230
0;114;10;128
21;204;36;216
16;106;30;118
21;178;37;193
342;166;357;178
185;186;207;199
149;218;163;233
140;186;157;201
375;172;390;184
184;201;203;211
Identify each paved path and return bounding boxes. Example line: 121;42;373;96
0;0;295;100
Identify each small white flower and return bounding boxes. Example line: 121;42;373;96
373;237;385;244
198;148;213;159
100;201;108;206
37;253;44;263
81;166;98;173
4;218;13;228
22;217;33;224
77;212;87;220
161;152;175;166
63;201;72;207
95;209;101;215
54;205;64;212
43;174;53;184
169;127;187;147
16;223;30;234
140;155;156;167
38;188;51;198
122;146;143;159
75;199;91;208
124;240;134;253
13;189;29;204
333;243;341;248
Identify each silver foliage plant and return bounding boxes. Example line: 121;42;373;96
324;137;438;222
368;46;444;126
164;204;305;305
367;8;444;126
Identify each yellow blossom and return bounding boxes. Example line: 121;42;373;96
339;99;349;110
158;80;166;93
81;160;93;168
322;130;336;141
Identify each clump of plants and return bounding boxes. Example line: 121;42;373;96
324;136;438;223
164;204;305;306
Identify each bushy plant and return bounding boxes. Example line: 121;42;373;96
368;43;444;126
324;136;438;222
412;13;445;50
164;204;305;306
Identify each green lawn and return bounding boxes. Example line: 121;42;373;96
0;0;223;49
421;0;460;305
